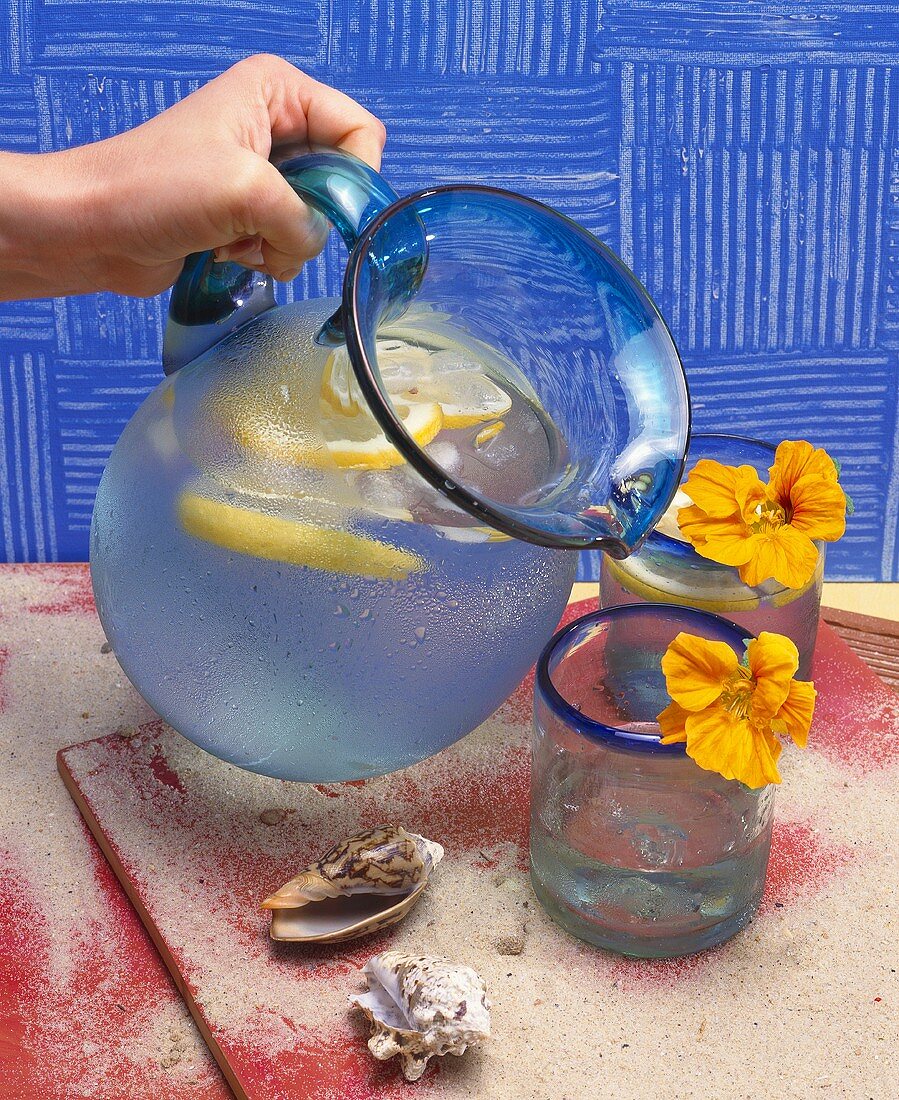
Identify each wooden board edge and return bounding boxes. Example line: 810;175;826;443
821;604;899;638
55;748;244;1100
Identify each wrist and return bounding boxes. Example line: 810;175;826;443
0;143;123;298
0;153;52;291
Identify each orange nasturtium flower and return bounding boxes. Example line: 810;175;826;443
657;631;815;789
677;440;847;589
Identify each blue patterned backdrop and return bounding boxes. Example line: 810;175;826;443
1;3;898;579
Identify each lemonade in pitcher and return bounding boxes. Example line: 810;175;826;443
90;301;578;781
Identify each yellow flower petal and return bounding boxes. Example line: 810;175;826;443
681;460;766;519
676;504;712;547
786;473;846;542
688;526;758;567
747;632;799;719
733;466;770;521
774;679;816;747
657;701;689;743
757;727;784;775
768;440;840;507
657;629;811;787
737;525;819;589
764;728;784;763
767;440;846;542
684;706;782;788
675;446;844;590
679;508;756;565
661;632;739;712
677;463;767;565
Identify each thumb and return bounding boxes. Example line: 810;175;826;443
250;159;331;281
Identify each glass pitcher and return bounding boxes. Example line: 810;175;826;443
89;150;689;782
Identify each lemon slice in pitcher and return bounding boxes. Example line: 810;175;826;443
321;347;512;430
324;401;444;469
321;342;433;416
228;395;443;472
178;491;424;579
392;370;512;429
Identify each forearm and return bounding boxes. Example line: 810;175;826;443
0;146;120;300
0;56;387;303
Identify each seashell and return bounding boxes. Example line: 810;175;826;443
261;825;443;944
350;951;491;1082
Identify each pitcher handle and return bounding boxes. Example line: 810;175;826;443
162;149;424;374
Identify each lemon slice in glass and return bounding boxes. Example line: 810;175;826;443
178;491;424;579
603;555;763;613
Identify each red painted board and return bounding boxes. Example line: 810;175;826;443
53;604;899;1100
0;563;230;1100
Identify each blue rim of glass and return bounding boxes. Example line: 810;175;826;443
648;433;775;561
535;602;755;754
342;183;690;552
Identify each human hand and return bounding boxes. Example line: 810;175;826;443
0;54;386;300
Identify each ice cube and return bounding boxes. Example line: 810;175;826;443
350;469;421;520
424;439;463;474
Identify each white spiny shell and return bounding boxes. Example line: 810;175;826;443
350;951;491;1082
261;825;444;943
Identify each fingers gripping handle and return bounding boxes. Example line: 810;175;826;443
279;150;400;253
162;150;420;375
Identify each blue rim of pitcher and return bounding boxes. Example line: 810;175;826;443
342;183;690;553
535;602;755;754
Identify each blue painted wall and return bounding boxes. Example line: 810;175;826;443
1;3;898;578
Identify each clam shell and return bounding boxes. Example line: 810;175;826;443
262;825;443;944
350;951;491;1082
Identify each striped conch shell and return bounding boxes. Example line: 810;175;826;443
261;825;444;943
